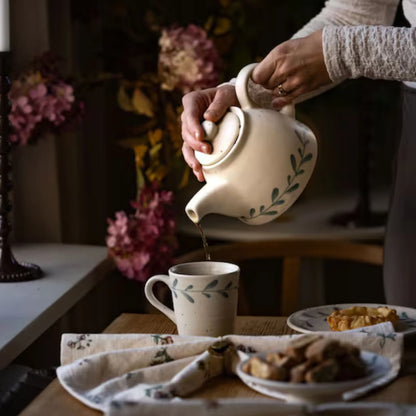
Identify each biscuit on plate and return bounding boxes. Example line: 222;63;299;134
327;306;399;331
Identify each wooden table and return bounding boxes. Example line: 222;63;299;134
20;314;416;415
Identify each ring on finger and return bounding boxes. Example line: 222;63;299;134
277;83;288;96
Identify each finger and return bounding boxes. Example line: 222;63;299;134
252;58;277;86
182;121;212;154
273;82;290;98
204;86;237;122
252;48;289;88
181;93;206;143
181;100;212;154
283;74;304;91
271;84;307;110
182;143;205;182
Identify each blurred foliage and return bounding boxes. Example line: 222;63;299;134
71;0;400;199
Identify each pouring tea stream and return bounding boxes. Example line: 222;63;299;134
185;63;318;225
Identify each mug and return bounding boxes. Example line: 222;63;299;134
144;261;240;336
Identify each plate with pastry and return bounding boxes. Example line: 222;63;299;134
286;303;416;335
236;335;391;403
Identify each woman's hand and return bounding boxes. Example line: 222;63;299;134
181;85;238;181
252;29;331;109
181;29;329;180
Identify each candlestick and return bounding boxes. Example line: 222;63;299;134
0;52;42;282
0;0;10;52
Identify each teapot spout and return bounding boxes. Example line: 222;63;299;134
185;181;228;223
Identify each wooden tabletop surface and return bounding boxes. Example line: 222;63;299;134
20;313;416;415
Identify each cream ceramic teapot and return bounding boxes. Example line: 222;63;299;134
185;63;318;225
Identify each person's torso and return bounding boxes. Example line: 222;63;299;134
402;0;416;87
403;0;416;25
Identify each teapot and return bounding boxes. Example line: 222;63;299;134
185;63;318;225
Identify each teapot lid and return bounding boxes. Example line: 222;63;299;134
195;111;240;166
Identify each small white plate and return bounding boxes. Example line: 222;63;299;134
236;351;391;404
287;303;416;335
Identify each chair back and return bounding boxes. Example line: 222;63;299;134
175;240;383;316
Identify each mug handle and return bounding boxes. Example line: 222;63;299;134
144;275;176;323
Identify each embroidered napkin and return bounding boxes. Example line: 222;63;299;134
58;323;405;416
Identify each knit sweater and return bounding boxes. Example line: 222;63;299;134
294;0;416;83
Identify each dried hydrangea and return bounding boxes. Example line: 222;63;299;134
8;53;82;146
158;24;221;94
106;183;177;282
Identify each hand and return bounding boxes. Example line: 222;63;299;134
252;29;331;109
181;85;238;181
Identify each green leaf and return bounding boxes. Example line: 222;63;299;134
271;188;279;202
224;281;232;290
172;290;178;298
287;175;291;185
298;169;305;175
287;183;299;192
221;292;229;298
202;293;211;298
185;285;193;291
298;148;302;157
263;210;278;215
272;200;285;206
172;279;178;288
303;153;313;162
290;154;297;171
260;205;265;212
203;279;218;291
249;208;255;217
136;169;145;197
182;292;195;303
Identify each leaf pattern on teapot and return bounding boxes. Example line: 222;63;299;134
241;125;313;220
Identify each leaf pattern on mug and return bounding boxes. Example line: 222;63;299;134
171;279;237;303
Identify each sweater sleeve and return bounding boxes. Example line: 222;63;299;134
293;0;399;38
224;0;401;106
323;25;416;82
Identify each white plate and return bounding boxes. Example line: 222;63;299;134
287;303;416;335
236;351;391;404
312;402;416;414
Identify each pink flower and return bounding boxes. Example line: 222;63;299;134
106;183;177;282
8;53;82;146
158;24;221;94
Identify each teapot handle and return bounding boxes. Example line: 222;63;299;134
235;63;259;110
235;63;295;118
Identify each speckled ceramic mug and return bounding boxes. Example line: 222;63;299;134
144;261;239;336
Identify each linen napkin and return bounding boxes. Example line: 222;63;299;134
58;322;406;416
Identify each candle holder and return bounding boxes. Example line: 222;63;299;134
0;51;42;282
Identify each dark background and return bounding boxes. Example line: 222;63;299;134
10;0;407;311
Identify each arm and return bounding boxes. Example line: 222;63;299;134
246;0;401;106
324;25;416;82
180;0;402;179
293;0;399;38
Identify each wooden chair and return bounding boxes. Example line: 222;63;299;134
175;240;383;316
